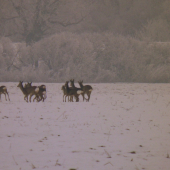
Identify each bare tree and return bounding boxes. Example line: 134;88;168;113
0;0;86;45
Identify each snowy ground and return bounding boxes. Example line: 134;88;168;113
0;82;170;170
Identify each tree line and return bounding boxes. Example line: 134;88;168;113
0;0;170;82
1;33;170;83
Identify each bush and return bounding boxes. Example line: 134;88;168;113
0;33;170;83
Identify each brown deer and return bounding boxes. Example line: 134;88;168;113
17;81;41;102
70;79;84;102
61;85;73;102
39;84;47;101
0;86;10;101
24;82;47;102
78;80;93;102
65;81;83;102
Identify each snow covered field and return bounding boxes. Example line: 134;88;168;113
0;82;170;170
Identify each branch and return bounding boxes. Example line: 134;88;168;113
49;15;86;27
49;0;60;8
1;16;20;21
6;51;19;71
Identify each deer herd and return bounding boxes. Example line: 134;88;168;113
0;79;93;102
61;79;93;102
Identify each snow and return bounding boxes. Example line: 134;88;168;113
0;82;170;170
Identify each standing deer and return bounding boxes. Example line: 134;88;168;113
39;84;47;100
65;81;83;102
24;82;47;102
78;80;93;102
17;81;42;102
61;85;73;102
0;86;10;101
70;79;84;102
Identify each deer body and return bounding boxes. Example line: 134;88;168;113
17;81;40;102
78;80;93;102
38;84;47;101
0;86;10;101
65;81;83;102
61;85;72;102
70;79;84;101
24;82;46;102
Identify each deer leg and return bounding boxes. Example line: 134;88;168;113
36;94;39;102
39;94;44;102
87;94;90;102
36;94;42;102
33;95;37;102
39;95;42;102
65;95;67;102
71;96;74;102
4;90;10;101
87;92;91;102
3;92;7;101
70;96;72;102
29;94;34;102
26;96;29;102
81;93;85;101
68;96;71;102
0;94;1;101
6;92;10;101
81;93;88;102
71;96;73;102
24;95;28;102
1;92;7;101
41;95;44;101
39;94;43;102
83;93;88;102
75;95;79;102
43;92;47;99
70;96;73;102
36;94;43;102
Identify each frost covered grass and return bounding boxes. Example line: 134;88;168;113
0;82;170;170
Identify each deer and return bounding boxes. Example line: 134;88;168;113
70;79;85;102
0;86;10;101
78;80;93;102
39;84;47;101
65;81;83;102
61;85;73;102
24;82;47;102
17;81;42;102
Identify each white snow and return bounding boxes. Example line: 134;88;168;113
0;82;170;170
